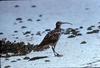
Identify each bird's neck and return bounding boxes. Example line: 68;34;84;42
55;25;61;29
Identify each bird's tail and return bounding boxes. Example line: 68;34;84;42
33;44;50;52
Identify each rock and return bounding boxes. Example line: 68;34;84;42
39;14;43;17
23;57;30;60
4;65;11;68
76;33;82;36
91;25;95;27
5;58;9;60
80;41;87;44
87;29;99;34
75;28;79;30
12;34;16;36
31;5;36;8
87;25;95;30
64;28;82;37
16;18;22;21
0;32;3;35
36;31;41;36
45;60;50;62
87;27;92;30
64;28;74;34
17;58;21;61
14;30;18;33
31;33;34;36
19;20;23;23
15;37;18;39
67;35;76;38
14;5;19;8
45;29;51;31
27;19;33;22
21;26;27;29
14;22;17;25
98;25;100;29
79;26;83;29
93;30;99;33
25;35;30;37
36;19;41;21
11;60;16;62
23;31;31;35
85;8;90;10
98;22;100;24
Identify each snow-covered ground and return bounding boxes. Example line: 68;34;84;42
0;0;100;68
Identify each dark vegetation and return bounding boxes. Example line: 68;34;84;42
0;38;33;57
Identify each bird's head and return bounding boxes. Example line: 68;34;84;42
56;21;72;26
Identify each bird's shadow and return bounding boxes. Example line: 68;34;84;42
29;56;48;61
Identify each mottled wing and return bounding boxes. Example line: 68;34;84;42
39;30;60;46
33;30;61;51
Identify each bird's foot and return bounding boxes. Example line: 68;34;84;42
55;53;63;57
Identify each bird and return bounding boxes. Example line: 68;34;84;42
33;21;72;57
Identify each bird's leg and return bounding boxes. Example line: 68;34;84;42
52;46;61;57
52;46;57;56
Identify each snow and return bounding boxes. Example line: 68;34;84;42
0;0;100;68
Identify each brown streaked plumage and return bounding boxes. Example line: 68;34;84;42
33;21;72;56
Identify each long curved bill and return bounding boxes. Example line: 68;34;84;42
62;22;73;25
